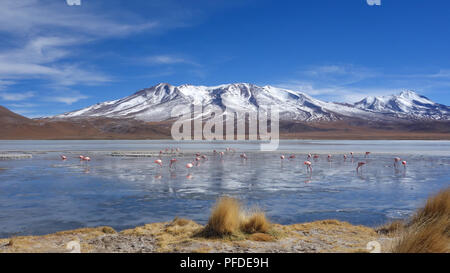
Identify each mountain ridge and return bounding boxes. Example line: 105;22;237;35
51;83;449;122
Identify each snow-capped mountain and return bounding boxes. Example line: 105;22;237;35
54;83;449;122
354;90;450;120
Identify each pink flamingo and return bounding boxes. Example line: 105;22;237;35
356;162;366;172
402;161;407;168
343;155;347;160
327;154;332;161
289;155;296;160
307;153;312;159
304;161;312;173
154;159;163;167
84;157;91;161
186;162;194;175
79;155;85;160
61;155;67;160
350;152;354;158
280;155;285;160
313;155;319;160
365;152;371;158
219;151;224;157
240;153;248;160
201;155;208;160
169;158;177;169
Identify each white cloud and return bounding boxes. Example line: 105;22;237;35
0;0;158;38
0;91;35;101
275;64;450;103
0;0;158;97
145;55;199;66
47;93;88;105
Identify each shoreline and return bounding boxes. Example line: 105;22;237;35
0;219;393;253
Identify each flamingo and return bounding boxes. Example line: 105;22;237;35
201;155;208;160
394;157;401;168
240;153;248;160
219;151;224;157
327;154;332;161
79;155;85;160
356;162;366;172
289;155;296;160
350;152;354;158
313;155;320;160
402;161;407;168
307;153;312;159
154;159;163;167
280;155;285;160
169;158;177;169
365;152;371;158
84;157;91;161
186;162;194;173
304;161;312;173
61;155;67;160
343;155;347;160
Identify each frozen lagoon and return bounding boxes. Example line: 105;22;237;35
0;140;449;238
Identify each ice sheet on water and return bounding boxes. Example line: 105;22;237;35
0;140;449;237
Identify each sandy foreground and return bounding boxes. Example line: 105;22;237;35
0;219;394;253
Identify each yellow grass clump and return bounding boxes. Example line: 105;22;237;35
241;212;271;234
202;197;271;237
204;197;242;236
392;187;450;253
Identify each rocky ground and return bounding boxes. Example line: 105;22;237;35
0;219;394;253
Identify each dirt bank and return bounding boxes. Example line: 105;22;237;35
0;219;393;253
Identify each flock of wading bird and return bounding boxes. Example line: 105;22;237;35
59;147;408;177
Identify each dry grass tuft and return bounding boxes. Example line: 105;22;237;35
203;197;242;236
101;227;116;234
376;220;405;235
409;187;450;228
201;197;272;238
392;187;450;253
241;212;271;234
394;218;449;253
169;217;191;227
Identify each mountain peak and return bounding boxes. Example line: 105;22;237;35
53;83;449;122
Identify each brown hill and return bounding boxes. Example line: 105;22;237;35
0;106;449;140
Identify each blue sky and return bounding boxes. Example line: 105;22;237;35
0;0;449;117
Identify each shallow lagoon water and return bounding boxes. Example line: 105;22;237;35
0;140;449;238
